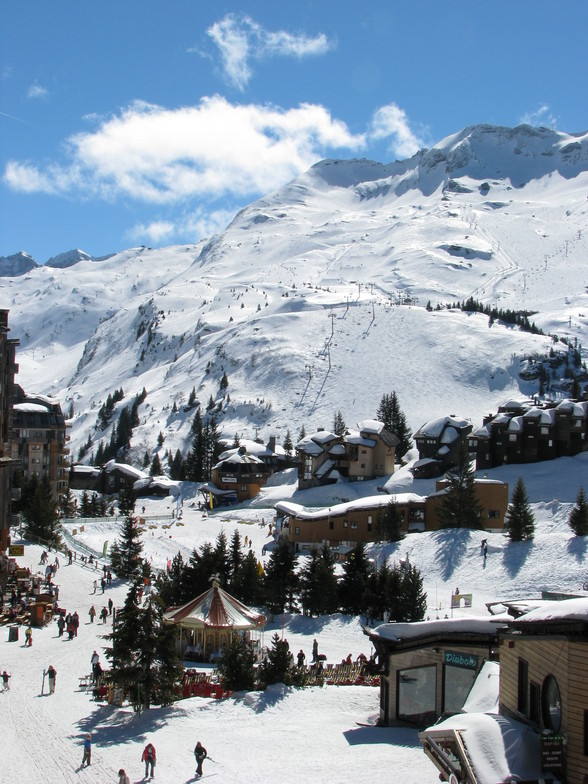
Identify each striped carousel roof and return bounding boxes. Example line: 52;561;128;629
163;578;266;631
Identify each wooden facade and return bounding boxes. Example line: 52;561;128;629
278;478;508;554
472;399;588;471
500;616;588;784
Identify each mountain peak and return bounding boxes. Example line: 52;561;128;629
0;251;39;277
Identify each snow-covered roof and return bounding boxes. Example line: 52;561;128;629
344;434;376;447
327;443;347;457
440;426;459;444
422;712;544;784
369;616;506;643
103;460;148;481
522;406;555;424
513;596;588;624
356;419;384;435
315;458;336;479
13;402;50;414
217;452;264;466
275;492;425;520
415;416;470;439
163;580;266;630
507;415;523;432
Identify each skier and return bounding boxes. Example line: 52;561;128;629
81;733;92;767
194;741;207;778
141;742;156;778
46;664;56;694
118;769;130;784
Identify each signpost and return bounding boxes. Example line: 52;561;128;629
541;734;565;780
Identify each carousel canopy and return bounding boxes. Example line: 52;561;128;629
163;579;266;631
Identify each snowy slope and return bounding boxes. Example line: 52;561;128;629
2;454;588;784
1;124;587;469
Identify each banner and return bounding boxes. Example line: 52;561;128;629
451;592;473;608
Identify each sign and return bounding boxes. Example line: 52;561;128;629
541;734;564;776
451;592;473;608
445;651;479;670
8;544;24;557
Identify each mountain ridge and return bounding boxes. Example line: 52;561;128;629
1;123;587;471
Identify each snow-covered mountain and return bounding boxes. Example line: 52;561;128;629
1;124;588;468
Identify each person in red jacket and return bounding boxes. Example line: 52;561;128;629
141;742;156;778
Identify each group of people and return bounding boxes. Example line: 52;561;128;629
136;741;207;779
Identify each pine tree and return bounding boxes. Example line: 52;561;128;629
505;477;535;541
283;429;293;456
263;538;299;614
298;545;339;616
333;410;346;436
376;391;412;459
231;551;264;606
118;480;137;517
400;563;427;621
213;530;231;586
374;500;405;542
258;633;295;687
436;439;483;529
569;487;588;535
150;452;162;476
338;542;371;615
298;424;306;442
110;508;144;579
229;529;243;584
216;634;256;692
19;476;61;548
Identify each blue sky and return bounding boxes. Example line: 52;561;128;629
1;1;587;263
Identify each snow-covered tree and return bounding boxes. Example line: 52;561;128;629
505;477;535;541
568;486;588;536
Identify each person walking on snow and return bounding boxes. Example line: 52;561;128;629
81;733;92;766
46;664;56;694
89;605;96;623
2;670;10;690
25;625;33;647
141;742;156;778
118;769;130;784
194;741;207;777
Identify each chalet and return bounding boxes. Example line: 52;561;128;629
471;398;588;470
276;478;508;554
276;493;427;556
425;478;509;532
210;448;269;504
296;420;398;490
412;416;473;478
203;436;295;506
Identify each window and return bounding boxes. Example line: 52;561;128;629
517;658;528;714
443;664;477;715
303;456;312;480
487;510;500;519
541;675;562;733
397;665;437;725
350;521;358;529
367;515;373;532
329;519;334;530
294;527;300;536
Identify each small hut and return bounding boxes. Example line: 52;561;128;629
163;577;266;662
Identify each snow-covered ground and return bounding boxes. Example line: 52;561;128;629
2;451;588;783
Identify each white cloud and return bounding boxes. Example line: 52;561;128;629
128;207;238;247
519;104;557;129
128;219;175;245
27;82;49;100
369;103;425;159
3;96;365;203
207;14;333;91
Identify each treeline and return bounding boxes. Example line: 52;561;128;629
155;530;426;623
428;296;544;335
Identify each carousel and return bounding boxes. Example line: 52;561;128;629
163;576;266;662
